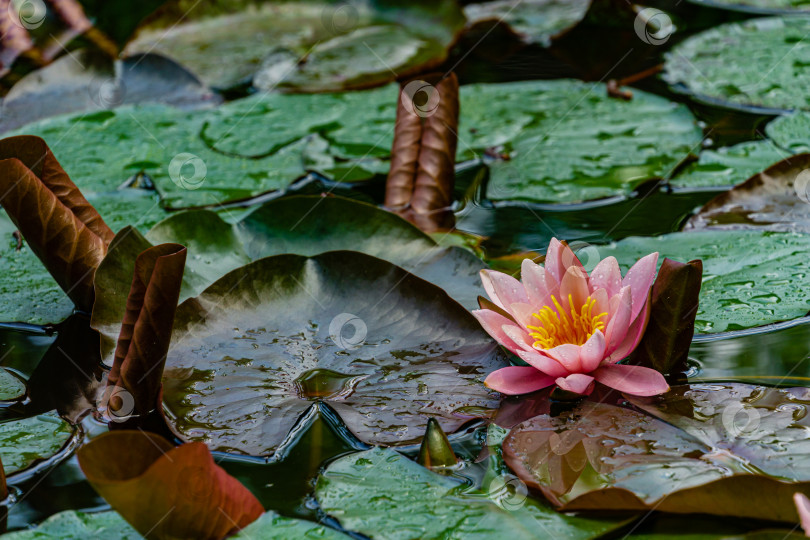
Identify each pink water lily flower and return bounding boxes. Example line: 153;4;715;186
795;493;810;537
476;238;669;397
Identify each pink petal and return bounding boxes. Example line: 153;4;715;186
590;287;609;321
544;238;565;283
793;493;810;536
622;252;659;323
509;302;537;329
593;364;669;396
589;256;622;297
545;239;585;282
485;366;556;395
516;349;570;378
543;343;582;373
502;324;536;353
560;266;590;315
606;295;650;363
604;287;632;356
480;270;529;311
555;373;595;395
472;309;525;356
580;330;606;373
521;259;550;307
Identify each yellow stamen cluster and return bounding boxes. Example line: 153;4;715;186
527;294;607;350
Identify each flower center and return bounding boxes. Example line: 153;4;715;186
527;294;607;350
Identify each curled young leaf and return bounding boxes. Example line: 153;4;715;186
107;244;186;418
632;258;703;376
385;73;459;232
78;430;263;539
0;135;114;311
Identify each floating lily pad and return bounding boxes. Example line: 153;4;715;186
0;368;26;401
765;111;810;153
232;511;349;539
664;17;810;112
0;510;140;539
503;383;810;522
125;0;465;92
0;50;220;134
669;141;787;189
161;251;504;456
93;195;487;362
463;0;590;46
684;153;810;232
457;80;702;203
0;212;76;325
687;0;810;14
0;411;75;478
315;447;627;540
598;230;810;333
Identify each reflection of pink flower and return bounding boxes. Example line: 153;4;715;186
475;238;669;397
795;493;810;537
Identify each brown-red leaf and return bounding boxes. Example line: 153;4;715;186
107;243;186;418
632;258;703;376
78;430;263;539
0;135;114;311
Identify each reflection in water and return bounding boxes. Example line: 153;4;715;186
456;186;718;259
690;319;810;384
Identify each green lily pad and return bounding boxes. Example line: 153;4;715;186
161;251;504;456
463;0;590;46
125;0;465;92
503;383;810;522
663;17;810;112
232;511;350;539
315;447;628;540
669;141;787;189
765;111;810;153
0;212;76;325
0;50;220;135
687;0;810;14
93;195;487;362
598;230;810;333
0;368;26;401
0;411;75;478
0;511;140;539
456;80;702;203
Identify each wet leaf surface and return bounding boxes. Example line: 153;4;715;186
598;230;810;333
686;0;810;14
315;447;628;540
503;383;810;521
93;195;487;363
684;153;810;233
162;251;504;456
765;111;810;153
664;16;810;112
0;411;75;478
0;510;140;539
125;0;465;92
0;368;26;401
463;0;590;46
669;141;787;189
231;511;350;539
458;80;702;203
0;50;220;134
